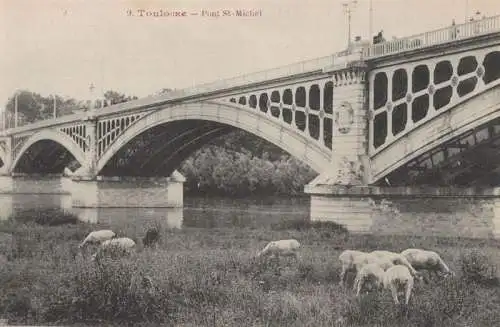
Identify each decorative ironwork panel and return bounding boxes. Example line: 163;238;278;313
369;46;500;155
97;113;147;156
223;77;335;151
60;124;87;152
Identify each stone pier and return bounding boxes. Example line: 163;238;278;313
305;184;500;239
0;174;72;219
70;170;185;208
0;174;70;194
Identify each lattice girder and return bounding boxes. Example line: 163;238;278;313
221;77;335;152
59;124;87;152
97;113;148;157
369;46;500;155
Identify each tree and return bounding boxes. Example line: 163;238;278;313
57;97;79;116
157;88;173;95
5;90;44;125
103;90;138;106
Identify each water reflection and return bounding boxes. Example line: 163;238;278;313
69;207;183;229
0;194;71;220
0;192;310;229
184;196;310;228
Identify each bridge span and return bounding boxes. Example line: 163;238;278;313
2;15;500;238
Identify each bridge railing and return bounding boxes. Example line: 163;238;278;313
5;15;500;133
162;53;351;99
362;14;500;58
0;51;358;134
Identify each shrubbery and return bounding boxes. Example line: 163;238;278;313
1;213;500;326
460;249;499;286
179;142;317;196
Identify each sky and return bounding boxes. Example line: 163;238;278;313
1;0;499;108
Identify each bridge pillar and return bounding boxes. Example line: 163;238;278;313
72;115;98;178
305;185;500;239
70;170;185;208
305;62;375;232
0;136;12;175
0;174;71;219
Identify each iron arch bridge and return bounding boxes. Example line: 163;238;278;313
1;15;500;189
5;96;336;178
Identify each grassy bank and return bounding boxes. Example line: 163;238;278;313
0;209;499;326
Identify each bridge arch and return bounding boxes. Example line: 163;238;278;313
371;83;500;183
97;100;332;175
11;129;86;173
0;146;5;168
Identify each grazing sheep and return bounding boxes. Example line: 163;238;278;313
79;229;116;248
353;262;387;296
370;250;421;279
338;250;368;286
353;254;395;271
383;265;414;305
257;239;300;259
400;248;454;278
142;227;160;248
92;237;136;261
102;237;136;250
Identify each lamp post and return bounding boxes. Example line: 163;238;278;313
465;0;468;22
1;108;5;131
53;95;57;119
369;0;373;44
342;0;358;48
89;83;96;113
14;92;19;128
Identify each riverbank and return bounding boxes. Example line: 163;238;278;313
0;210;499;326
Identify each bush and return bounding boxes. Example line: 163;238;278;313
1;291;33;322
340;277;479;327
271;219;348;234
460;250;499;286
9;208;79;226
41;258;174;324
1;209;499;326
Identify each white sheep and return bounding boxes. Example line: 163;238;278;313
92;237;136;261
400;248;454;279
383;265;415;305
101;237;136;250
257;239;300;259
79;229;116;248
338;250;368;286
370;250;421;279
353;259;394;296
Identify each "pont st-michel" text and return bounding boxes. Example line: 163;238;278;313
200;9;263;17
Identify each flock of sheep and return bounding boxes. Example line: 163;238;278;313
255;239;454;305
78;231;454;306
78;228;160;260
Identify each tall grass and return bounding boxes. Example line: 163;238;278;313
0;212;499;326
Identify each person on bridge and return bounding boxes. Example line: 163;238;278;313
450;19;459;39
373;30;385;44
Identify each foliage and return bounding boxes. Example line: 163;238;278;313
3;89;139;128
179;143;317;196
460;249;499;286
1;216;500;326
4;91;78;126
271;219;349;234
103;90;138;105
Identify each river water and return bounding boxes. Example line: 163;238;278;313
0;192;310;229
